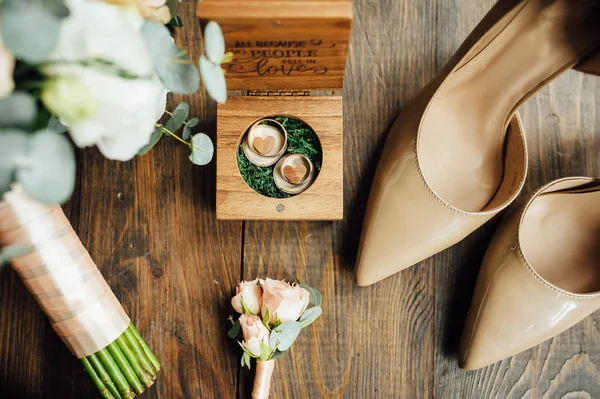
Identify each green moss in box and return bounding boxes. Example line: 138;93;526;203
237;116;322;198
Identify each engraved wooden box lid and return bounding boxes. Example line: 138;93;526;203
197;0;353;221
196;0;353;91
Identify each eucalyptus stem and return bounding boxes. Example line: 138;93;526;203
156;124;191;147
88;353;123;399
97;347;135;399
123;327;157;378
129;324;161;372
116;335;154;388
81;357;115;399
106;342;145;395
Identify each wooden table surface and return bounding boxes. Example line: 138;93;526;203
2;0;600;398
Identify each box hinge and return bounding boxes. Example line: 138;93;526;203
248;90;311;97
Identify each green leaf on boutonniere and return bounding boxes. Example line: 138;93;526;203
241;351;251;369
274;314;282;328
299;284;322;308
141;21;200;95
269;321;302;352
240;297;255;315
138;126;164;156
259;342;271;361
237;341;257;360
227;319;241;339
299;306;322;328
0;245;32;267
262;303;271;329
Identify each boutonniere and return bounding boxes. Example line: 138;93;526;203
228;278;323;398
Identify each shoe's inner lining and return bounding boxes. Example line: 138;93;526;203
419;0;600;212
520;186;600;294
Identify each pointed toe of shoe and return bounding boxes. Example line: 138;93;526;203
354;137;491;286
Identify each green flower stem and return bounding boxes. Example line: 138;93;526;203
106;342;145;395
129;324;161;372
97;347;135;399
116;335;154;388
156;124;191;148
88;353;122;399
123;327;157;377
81;357;115;399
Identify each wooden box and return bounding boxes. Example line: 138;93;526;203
197;1;353;220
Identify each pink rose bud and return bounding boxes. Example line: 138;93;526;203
231;279;262;315
239;314;270;357
260;278;310;324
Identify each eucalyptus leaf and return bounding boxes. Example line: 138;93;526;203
0;245;32;266
46;114;68;134
138;126;163;156
141;21;199;94
204;21;225;64
182;125;192;140
0;92;37;129
15;130;75;204
269;321;302;352
187;118;199;128
166;109;187;132
174;102;190;120
42;0;70;18
199;55;227;104
298;306;322;328
299;284;322;308
0;130;29;194
228;319;241;339
189;133;214;166
269;349;288;360
0;0;61;63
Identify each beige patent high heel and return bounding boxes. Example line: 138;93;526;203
460;177;600;370
355;0;600;286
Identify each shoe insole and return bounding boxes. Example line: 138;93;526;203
419;0;600;212
520;188;600;294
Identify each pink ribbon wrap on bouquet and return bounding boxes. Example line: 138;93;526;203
0;186;130;358
252;360;275;399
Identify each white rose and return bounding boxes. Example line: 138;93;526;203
0;33;15;98
46;0;167;161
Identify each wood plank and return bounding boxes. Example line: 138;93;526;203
239;0;438;396
432;1;600;398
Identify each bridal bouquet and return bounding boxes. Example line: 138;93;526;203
228;279;323;399
0;0;229;205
